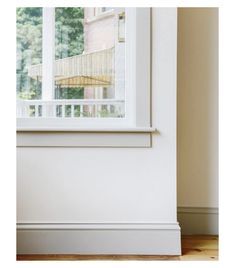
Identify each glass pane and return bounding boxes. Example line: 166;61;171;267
16;8;42;117
16;7;126;119
54;7;125;118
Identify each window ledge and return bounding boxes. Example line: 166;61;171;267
17;127;155;148
16;127;156;133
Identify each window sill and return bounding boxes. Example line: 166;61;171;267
17;127;156;133
17;127;155;148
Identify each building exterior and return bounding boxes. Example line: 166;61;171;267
83;7;125;116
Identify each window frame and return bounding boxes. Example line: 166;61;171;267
16;7;152;132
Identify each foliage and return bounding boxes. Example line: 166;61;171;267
55;8;84;59
17;91;36;100
55;87;84;99
98;109;122;118
16;7;84;100
16;8;42;99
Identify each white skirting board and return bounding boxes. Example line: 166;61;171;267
17;223;181;255
178;207;218;235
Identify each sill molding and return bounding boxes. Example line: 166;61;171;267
17;130;155;148
17;127;156;133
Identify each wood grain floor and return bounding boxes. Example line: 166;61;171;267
17;235;218;261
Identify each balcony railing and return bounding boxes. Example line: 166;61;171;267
17;99;125;118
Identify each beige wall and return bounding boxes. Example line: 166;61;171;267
177;8;218;208
84;9;114;52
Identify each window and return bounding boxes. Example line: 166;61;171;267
101;7;113;12
94;7;114;17
16;8;42;114
17;8;151;131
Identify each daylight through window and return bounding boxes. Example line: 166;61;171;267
16;7;126;119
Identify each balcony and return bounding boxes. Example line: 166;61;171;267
17;99;125;118
17;47;124;118
27;47;115;87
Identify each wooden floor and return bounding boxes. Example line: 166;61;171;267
17;235;218;261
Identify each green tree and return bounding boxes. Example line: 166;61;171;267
16;7;84;100
55;8;84;59
55;8;84;99
16;8;42;99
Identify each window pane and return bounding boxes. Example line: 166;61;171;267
16;7;126;119
54;7;85;103
54;7;125;118
16;8;42;117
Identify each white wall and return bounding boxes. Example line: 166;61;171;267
17;8;177;224
177;8;218;208
17;8;219;245
17;8;181;254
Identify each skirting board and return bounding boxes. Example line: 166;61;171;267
17;223;181;255
177;207;218;235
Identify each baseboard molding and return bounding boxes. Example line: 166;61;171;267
17;222;181;255
177;207;218;235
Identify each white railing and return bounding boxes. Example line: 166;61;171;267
17;99;125;118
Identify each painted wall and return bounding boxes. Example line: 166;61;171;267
17;8;219;243
17;8;181;254
17;9;180;254
84;9;114;52
177;8;218;208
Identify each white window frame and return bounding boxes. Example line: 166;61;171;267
17;7;152;132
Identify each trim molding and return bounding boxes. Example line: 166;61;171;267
177;207;218;235
178;206;218;214
17;222;180;230
17;222;181;255
17;132;152;148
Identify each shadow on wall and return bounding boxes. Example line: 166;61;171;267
177;8;218;234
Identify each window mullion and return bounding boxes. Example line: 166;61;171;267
42;8;55;105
